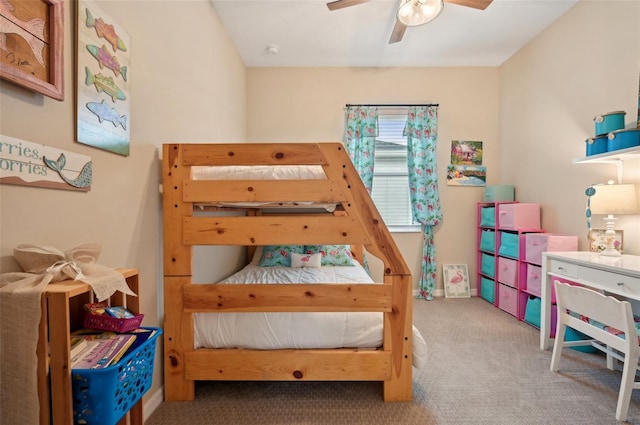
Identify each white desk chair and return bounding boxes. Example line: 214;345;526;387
551;280;640;421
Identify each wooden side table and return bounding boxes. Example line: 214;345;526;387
37;268;141;425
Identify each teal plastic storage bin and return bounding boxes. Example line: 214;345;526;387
524;296;541;326
480;207;495;227
479;230;495;253
72;327;162;425
480;277;495;303
484;185;515;202
481;253;495;278
565;327;598;353
498;231;519;258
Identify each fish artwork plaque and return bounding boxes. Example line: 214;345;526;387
0;134;92;192
76;0;130;156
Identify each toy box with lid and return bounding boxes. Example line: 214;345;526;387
524;233;578;265
585;135;608;156
497;203;541;231
594;111;625;136
483;185;515;202
607;128;640;152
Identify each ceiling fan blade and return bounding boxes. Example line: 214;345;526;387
388;19;407;44
326;0;370;11
445;0;493;10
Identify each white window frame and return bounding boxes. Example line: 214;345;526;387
370;108;421;233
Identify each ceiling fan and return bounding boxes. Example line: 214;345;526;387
327;0;493;44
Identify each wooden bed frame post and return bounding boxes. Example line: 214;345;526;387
161;143;417;403
383;274;413;401
162;144;195;401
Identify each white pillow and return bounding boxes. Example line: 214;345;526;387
290;253;322;268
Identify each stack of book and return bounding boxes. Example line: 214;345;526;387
70;325;157;370
70;303;155;369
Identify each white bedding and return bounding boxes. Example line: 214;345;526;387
192;165;337;211
192;165;326;180
193;262;428;369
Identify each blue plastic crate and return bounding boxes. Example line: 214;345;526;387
72;327;162;425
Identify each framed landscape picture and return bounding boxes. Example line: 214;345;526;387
443;264;471;298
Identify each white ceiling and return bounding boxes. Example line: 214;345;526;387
210;0;579;67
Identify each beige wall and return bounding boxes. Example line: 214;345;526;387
0;0;246;405
246;67;500;290
500;0;640;254
1;0;639;414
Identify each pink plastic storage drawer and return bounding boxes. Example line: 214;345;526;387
524;233;578;265
525;264;542;296
498;203;541;231
498;284;518;316
498;256;518;288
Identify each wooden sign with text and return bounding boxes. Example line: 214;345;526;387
0;135;92;192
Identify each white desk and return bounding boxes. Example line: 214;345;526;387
540;251;640;350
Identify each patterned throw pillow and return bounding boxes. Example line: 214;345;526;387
304;245;354;266
290;253;322;268
258;245;305;267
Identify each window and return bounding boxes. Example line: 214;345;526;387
370;110;418;229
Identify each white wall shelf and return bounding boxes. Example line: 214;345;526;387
573;146;640;183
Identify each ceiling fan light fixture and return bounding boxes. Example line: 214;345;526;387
397;0;444;27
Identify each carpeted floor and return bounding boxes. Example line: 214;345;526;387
146;297;640;424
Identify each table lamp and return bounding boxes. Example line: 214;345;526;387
589;182;639;256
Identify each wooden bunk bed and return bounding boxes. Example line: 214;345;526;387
162;142;415;402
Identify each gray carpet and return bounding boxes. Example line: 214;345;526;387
146;297;640;424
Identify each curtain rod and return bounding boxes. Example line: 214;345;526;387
345;103;438;107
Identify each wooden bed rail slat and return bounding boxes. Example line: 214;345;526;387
184;179;348;203
182;143;331;166
186;349;391;381
183;216;371;246
184;283;391;312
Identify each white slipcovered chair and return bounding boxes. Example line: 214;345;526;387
551;280;640;421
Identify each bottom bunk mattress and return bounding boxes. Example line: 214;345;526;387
193;261;428;369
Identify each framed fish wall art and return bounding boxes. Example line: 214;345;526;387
0;0;64;100
76;0;130;156
0;134;92;191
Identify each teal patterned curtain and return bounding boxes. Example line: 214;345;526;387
344;106;378;193
405;106;442;300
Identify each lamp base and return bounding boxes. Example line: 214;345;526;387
599;216;621;257
599;246;622;257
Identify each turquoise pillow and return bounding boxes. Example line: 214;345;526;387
305;245;354;266
258;245;305;267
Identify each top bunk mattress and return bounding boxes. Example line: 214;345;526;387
191;165;336;211
193;260;428;368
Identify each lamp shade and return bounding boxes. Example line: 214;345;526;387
397;0;444;27
590;183;639;215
